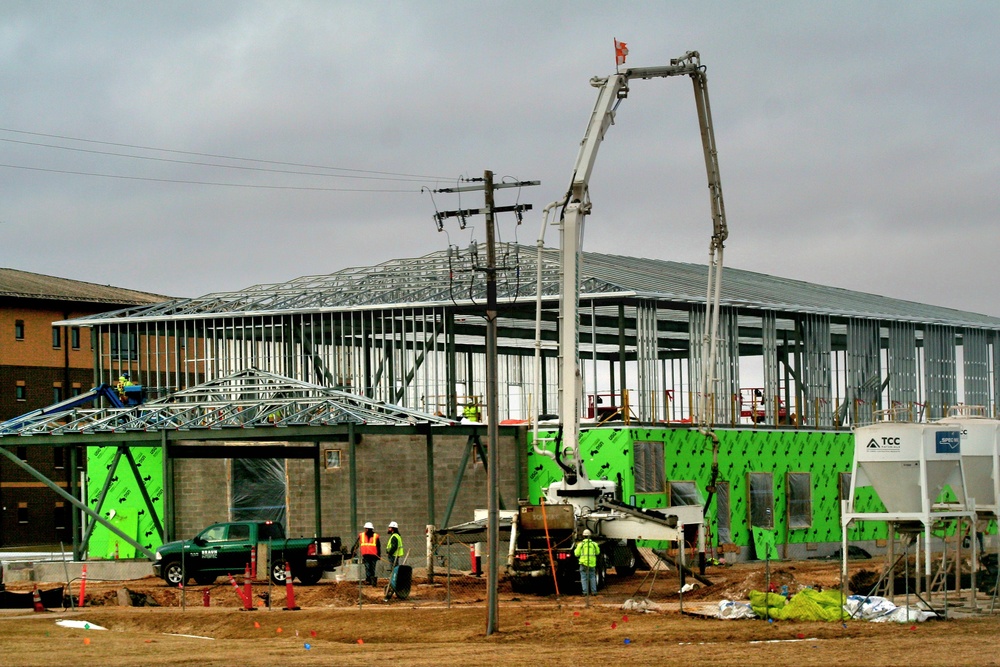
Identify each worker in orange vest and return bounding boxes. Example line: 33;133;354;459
350;522;382;586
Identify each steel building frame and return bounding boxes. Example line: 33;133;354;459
61;244;1000;429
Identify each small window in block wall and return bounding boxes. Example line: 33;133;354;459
324;449;342;469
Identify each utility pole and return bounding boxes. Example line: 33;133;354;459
433;171;537;636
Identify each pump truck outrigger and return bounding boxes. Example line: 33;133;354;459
510;51;728;593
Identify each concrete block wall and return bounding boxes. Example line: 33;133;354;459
285;458;313;538
171;456;229;539
167;430;522;564
317;431;520;563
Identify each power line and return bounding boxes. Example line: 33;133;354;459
0;126;451;181
0;136;439;183
0;163;420;192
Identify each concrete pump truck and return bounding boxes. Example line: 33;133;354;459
509;51;730;593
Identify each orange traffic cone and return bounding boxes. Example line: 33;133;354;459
283;562;300;611
32;585;45;613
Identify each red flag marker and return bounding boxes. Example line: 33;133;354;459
614;39;629;66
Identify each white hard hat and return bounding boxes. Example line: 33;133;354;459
582;529;592;537
388;521;398;529
364;521;374;530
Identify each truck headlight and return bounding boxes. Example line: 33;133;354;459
154;552;162;561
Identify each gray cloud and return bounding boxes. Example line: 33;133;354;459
1;1;997;316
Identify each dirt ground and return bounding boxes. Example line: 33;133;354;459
3;558;999;666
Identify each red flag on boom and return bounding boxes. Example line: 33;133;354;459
614;39;628;66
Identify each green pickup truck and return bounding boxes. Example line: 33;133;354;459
153;520;344;587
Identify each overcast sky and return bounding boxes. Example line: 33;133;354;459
2;1;998;317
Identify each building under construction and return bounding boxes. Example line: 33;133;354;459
68;243;1000;427
4;245;1000;564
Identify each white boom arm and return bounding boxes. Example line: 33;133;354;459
554;51;729;495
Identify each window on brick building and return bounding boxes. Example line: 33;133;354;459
324;449;342;469
52;326;62;348
17;446;27;462
17;503;29;524
71;326;81;349
15;320;24;340
54;447;66;470
16;382;26;401
110;331;139;361
55;502;68;530
53;385;63;403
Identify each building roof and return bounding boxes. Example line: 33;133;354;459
62;245;1000;330
0;268;168;307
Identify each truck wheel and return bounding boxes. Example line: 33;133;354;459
614;544;638;577
162;560;186;587
297;569;323;585
270;562;288;585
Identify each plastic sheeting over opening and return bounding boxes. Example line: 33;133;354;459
634;440;665;493
231;457;287;527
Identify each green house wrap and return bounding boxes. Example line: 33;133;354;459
86;445;165;559
526;426;887;555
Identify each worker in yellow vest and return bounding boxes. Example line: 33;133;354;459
385;521;405;569
573;529;600;596
116;372;134;401
383;521;406;601
350;522;381;586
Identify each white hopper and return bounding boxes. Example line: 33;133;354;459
852;421;966;515
936;406;1000;515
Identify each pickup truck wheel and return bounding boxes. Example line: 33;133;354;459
297;570;323;586
270;562;289;585
162;560;186;587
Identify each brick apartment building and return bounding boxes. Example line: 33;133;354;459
0;268;164;548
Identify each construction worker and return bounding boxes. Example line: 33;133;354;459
115;372;134;401
574;529;600;596
385;521;404;569
384;521;405;601
350;522;381;586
